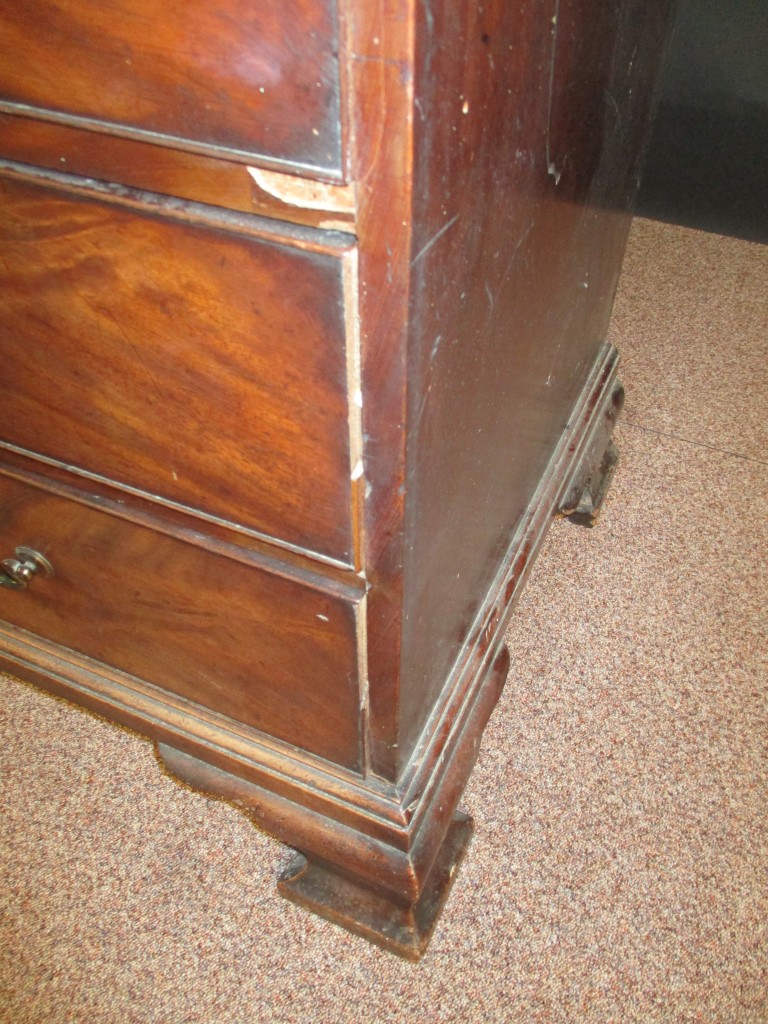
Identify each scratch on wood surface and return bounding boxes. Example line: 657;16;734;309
350;53;408;70
546;0;562;185
423;0;434;34
499;220;535;283
410;214;459;267
605;91;622;135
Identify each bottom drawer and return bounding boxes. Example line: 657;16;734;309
0;474;362;770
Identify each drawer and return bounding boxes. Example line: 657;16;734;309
0;474;363;770
0;0;343;177
0;173;355;565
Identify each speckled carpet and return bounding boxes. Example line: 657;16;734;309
1;218;767;1023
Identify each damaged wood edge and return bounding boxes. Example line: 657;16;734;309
247;165;357;231
341;247;372;776
0;158;354;256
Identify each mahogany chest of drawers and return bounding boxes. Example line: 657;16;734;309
0;0;671;958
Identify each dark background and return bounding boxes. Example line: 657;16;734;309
636;0;768;243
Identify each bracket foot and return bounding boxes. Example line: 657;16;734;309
558;382;624;527
278;810;474;961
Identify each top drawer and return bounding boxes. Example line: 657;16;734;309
0;0;343;178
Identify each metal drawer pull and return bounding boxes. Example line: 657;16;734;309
0;547;54;590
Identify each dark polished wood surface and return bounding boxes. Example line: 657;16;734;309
0;171;355;563
395;0;673;769
0;114;357;230
0;473;362;768
0;0;344;176
0;0;672;957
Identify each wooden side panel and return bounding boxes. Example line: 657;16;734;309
0;173;354;563
397;0;673;769
0;473;362;769
0;0;343;177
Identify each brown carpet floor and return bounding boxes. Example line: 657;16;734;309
1;218;767;1023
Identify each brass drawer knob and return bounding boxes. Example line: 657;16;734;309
0;547;54;590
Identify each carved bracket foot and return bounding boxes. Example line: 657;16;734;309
558;380;624;527
278;810;474;961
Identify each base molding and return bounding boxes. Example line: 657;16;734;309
155;639;509;915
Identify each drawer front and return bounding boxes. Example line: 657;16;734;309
0;474;362;769
0;0;343;176
0;174;354;564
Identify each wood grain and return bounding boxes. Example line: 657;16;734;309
0;472;362;768
0;0;344;176
0;114;356;231
0;173;355;563
0;0;674;956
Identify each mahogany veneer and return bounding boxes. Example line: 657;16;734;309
0;0;671;958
